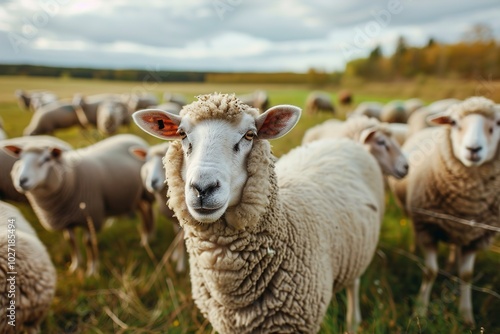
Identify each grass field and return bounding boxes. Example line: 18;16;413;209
1;76;499;333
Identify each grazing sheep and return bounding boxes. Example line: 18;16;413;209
72;93;127;127
237;90;270;111
338;89;353;105
302;116;409;179
133;93;385;333
1;136;72;203
380;100;407;123
132;143;187;273
128;93;159;112
147;102;182;114
5;134;154;276
96;100;129;135
23;100;84;136
163;92;187;108
348;101;384;120
305;91;335;114
0;201;56;334
389;97;500;326
0;116;6;140
15;90;58;112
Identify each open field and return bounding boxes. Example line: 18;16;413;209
1;76;499;333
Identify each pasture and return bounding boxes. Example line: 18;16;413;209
1;76;499;333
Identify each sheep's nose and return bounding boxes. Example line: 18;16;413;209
466;146;482;153
191;181;220;200
403;163;409;173
151;178;159;189
19;177;28;186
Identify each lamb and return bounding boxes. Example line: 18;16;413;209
0;116;6;140
15;90;58;112
348;101;383;120
305;91;335;114
96;100;129;135
132;143;187;273
163;92;188;108
388;97;500;326
5;134;154;276
0;136;72;203
23;100;84;135
238;90;270;111
0;201;56;334
132;93;385;333
380;100;407;123
302;116;409;179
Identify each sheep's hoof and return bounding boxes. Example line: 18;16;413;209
460;309;475;328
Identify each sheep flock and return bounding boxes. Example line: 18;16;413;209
0;88;499;333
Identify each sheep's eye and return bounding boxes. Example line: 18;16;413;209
178;129;187;139
497;120;500;126
376;139;386;146
244;130;255;141
450;120;457;126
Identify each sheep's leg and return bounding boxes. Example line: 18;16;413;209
83;229;99;277
445;244;458;273
346;278;361;333
458;248;476;327
138;200;155;246
63;228;82;273
171;227;186;273
415;244;438;317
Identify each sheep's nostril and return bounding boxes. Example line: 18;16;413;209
19;177;28;187
466;146;482;153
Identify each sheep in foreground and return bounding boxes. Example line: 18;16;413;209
305;91;335;114
23;100;84;136
0;116;6;140
133;93;385;333
163;92;187;108
0;201;56;334
238;90;270;111
96;100;129;135
302;116;409;179
389;97;500;326
1;136;72;203
132;143;187;273
5;134;154;276
348;101;383;120
15;90;58;112
380;100;407;123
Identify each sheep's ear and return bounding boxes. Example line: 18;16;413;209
133;109;182;140
3;145;23;157
360;127;377;144
428;113;453;125
51;147;63;159
256;105;301;140
130;146;148;161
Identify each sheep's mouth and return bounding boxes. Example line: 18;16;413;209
193;206;223;215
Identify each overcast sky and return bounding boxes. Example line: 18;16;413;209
0;0;499;72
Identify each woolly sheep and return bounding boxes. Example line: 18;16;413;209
6;134;154;276
133;93;385;333
0;116;6;140
15;90;58;112
96;100;129;135
305;91;335;114
23;100;84;136
404;98;425;115
146;102;182;114
380;100;407;123
389;97;500;326
302;116;409;179
348;101;383;120
72;93;128;127
387;122;409;146
128;93;159;112
0;201;56;334
162;92;187;108
0;136;72;203
131;143;187;273
407;99;461;137
237;90;270;111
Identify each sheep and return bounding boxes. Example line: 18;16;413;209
302;116;409;179
132;93;385;334
1;136;72;203
305;91;335;114
163;92;188;108
237;90;270;111
72;93;128;127
427;98;460;114
348;101;384;120
146;102;182;114
23;100;84;136
387;122;409;146
15;90;58;112
380;100;407;123
131;143;187;273
407;99;461;137
404;98;425;116
96;100;129;135
388;97;500;326
128;93;159;112
5;134;154;276
0;201;56;334
0;116;6;140
338;89;353;105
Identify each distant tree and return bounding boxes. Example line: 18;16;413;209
369;45;382;60
462;23;494;43
426;37;436;48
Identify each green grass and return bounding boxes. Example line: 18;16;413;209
0;76;499;333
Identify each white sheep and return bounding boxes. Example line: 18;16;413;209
404;98;425;115
133;93;385;333
72;93;128;127
128;93;159;112
23;100;85;136
238;90;270;111
305;91;335;114
1;136;72;203
15;90;58;112
0;116;6;140
5;134;154;276
380;100;407;123
146;102;182;114
96;100;129;135
302;116;409;179
348;101;383;120
0;201;56;334
131;143;187;273
162;92;187;108
389;97;500;326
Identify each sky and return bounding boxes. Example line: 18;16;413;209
0;0;499;73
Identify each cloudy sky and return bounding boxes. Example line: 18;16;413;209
0;0;499;72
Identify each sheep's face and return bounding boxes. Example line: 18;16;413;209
361;128;409;179
7;147;63;193
142;151;167;193
133;98;301;225
432;111;500;167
